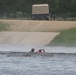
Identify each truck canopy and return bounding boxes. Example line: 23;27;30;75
32;4;49;14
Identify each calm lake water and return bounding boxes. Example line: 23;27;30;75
0;45;76;75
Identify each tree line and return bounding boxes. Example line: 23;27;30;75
0;0;76;20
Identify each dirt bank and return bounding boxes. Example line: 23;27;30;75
0;20;76;46
0;20;76;32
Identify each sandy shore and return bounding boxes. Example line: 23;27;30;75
0;32;59;46
0;20;76;46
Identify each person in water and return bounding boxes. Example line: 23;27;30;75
30;48;35;52
38;49;45;53
30;48;45;53
39;50;42;53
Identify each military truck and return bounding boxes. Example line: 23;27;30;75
32;4;49;20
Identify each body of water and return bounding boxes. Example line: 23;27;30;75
0;45;76;75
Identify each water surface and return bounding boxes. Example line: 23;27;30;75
0;45;76;75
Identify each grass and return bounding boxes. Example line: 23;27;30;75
0;22;10;31
47;28;76;47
